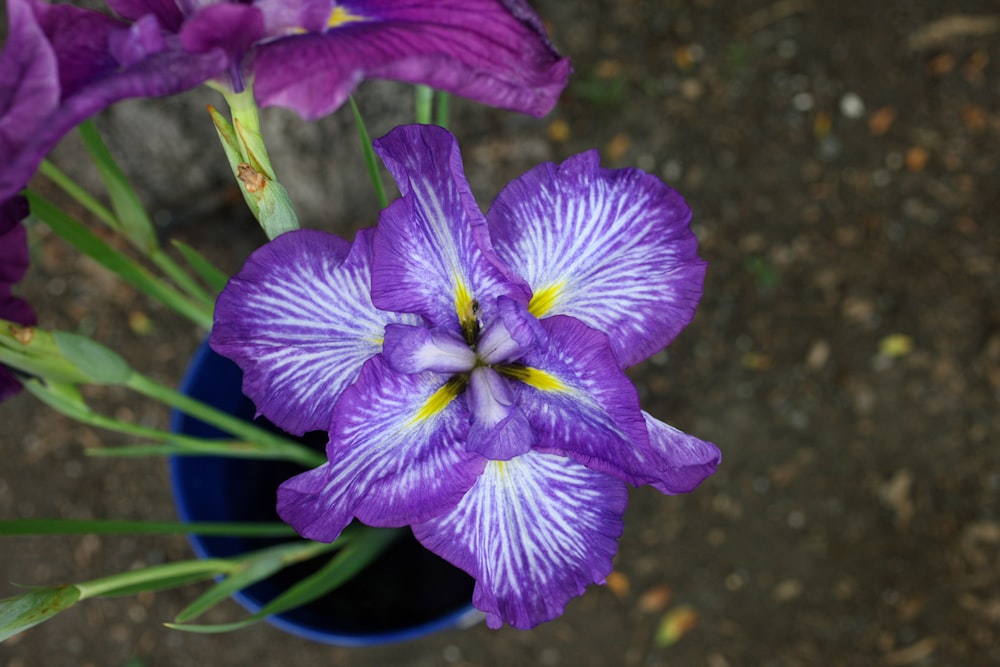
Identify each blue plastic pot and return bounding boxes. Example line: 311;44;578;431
169;341;480;646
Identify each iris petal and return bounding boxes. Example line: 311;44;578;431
370;124;527;329
413;450;627;629
642;411;721;494
252;0;570;119
382;323;476;374
466;367;534;460
211;228;418;435
487;150;706;367
0;0;227;207
277;355;486;541
511;315;658;486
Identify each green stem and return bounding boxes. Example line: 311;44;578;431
38;160;118;227
434;91;451;129
124;372;326;468
415;85;434;124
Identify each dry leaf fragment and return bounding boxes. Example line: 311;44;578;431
605;571;630;600
905;146;930;172
868;106;898;136
547;119;570;143
605;134;631;162
908;15;1000;51
638;585;672;613
879;334;914;358
654;606;698;648
879;469;915;529
884;637;937;665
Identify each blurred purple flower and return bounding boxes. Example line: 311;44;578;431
210;124;719;629
1;0;568;226
106;0;571;119
0;0;228;224
0;197;36;401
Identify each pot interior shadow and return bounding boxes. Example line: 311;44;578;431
169;342;476;645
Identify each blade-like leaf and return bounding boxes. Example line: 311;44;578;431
171;239;229;293
174;541;334;623
166;527;401;633
0;519;297;538
349;97;388;209
77;120;157;254
25;192;213;329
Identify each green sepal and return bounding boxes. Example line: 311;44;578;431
53;331;132;385
0;586;82;643
0;321;90;384
22;379;92;421
207;104;299;240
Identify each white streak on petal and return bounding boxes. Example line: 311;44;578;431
414;450;626;629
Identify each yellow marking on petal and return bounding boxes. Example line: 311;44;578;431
528;281;566;318
498;365;568;393
327;6;366;29
454;279;479;343
407;376;466;426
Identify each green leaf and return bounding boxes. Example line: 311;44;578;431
0;519;298;538
38;160;117;228
349;97;388;209
0;586;81;643
171;239;229;293
53;331;132;385
91;572;219;598
76;559;234;599
166;527;401;633
174;541;333;623
25;192;213;329
85;438;323;465
77;120;158;254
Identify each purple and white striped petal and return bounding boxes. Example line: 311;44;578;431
211;228;417;436
371;124;527;330
487;150;706;368
413;450;627;629
642;411;721;494
508;315;655;486
476;295;545;365
277;355;486;541
381;323;476;374
466;367;534;460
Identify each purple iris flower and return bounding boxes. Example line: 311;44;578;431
0;0;228;227
1;0;569;228
163;0;572;120
0;197;36;402
210;124;720;629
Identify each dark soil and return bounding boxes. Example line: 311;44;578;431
2;1;999;665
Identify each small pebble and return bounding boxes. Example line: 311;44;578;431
840;92;865;119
